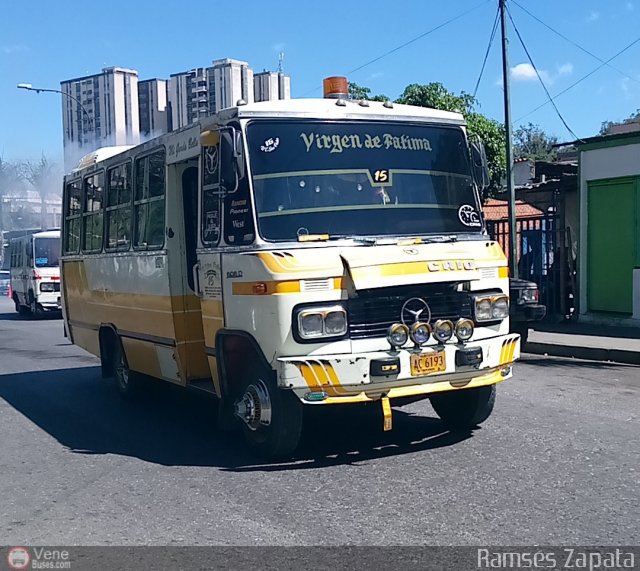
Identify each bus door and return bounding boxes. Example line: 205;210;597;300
168;160;209;384
195;136;224;396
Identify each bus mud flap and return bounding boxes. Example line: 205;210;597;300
382;396;392;431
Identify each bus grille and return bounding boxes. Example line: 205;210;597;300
347;283;472;340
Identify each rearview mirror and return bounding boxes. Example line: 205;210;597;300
470;138;490;191
220;128;240;194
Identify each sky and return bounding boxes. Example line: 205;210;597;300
2;0;640;166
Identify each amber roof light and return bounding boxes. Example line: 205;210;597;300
323;76;348;99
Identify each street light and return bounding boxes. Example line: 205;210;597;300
17;82;95;132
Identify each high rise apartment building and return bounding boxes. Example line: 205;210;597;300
168;59;259;131
254;71;291;102
138;79;169;138
60;59;291;164
60;67;140;169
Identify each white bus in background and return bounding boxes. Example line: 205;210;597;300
9;230;62;316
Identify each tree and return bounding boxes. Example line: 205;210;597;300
22;155;59;230
348;82;389;102
0;156;24;237
513;123;558;161
395;83;506;198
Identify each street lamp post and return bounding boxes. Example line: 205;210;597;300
17;82;95;138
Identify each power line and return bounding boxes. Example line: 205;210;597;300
506;5;582;141
511;0;640;85
300;0;491;96
515;33;640;123
473;5;501;98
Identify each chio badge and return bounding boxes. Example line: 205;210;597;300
458;204;481;227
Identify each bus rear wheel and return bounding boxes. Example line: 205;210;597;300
430;384;496;430
234;363;303;459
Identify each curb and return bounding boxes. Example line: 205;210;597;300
524;342;640;366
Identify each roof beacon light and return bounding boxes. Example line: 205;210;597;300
323;76;348;99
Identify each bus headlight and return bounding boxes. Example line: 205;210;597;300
491;295;509;319
473;294;510;322
296;305;347;340
433;319;454;343
410;322;431;346
454;318;474;342
387;323;409;348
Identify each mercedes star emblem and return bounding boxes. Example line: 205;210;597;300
400;297;431;326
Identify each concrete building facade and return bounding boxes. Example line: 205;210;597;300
254;71;291;102
60;67;140;170
138;79;169;138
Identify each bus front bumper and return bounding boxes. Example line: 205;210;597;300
277;334;520;405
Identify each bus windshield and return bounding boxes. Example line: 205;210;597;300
34;237;60;268
246;120;483;242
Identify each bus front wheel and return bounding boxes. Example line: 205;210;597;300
430;384;496;430
111;340;143;400
234;363;303;459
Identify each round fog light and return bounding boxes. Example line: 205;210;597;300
454;318;474;342
387;323;409;348
410;322;431;346
433;319;454;343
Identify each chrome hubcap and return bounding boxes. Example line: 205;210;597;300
234;379;272;431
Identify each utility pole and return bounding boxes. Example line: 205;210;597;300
500;0;518;278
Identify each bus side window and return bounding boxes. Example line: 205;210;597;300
106;162;132;251
82;172;105;253
201;145;220;246
224;164;254;246
64;180;82;254
134;149;166;250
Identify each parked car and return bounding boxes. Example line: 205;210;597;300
0;270;10;296
509;278;546;345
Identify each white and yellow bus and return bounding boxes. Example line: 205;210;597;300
61;78;519;457
10;230;62;316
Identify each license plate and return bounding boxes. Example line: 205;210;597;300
410;351;446;376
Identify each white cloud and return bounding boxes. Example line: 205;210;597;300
587;10;600;22
510;62;572;86
511;63;550;83
627;2;634;11
557;62;574;76
367;71;384;81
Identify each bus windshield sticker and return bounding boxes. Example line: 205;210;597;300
458;204;481;227
36;257;48;266
260;137;280;153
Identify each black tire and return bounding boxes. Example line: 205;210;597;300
234;362;303;459
111;339;143;400
430;384;496;429
14;295;27;315
28;292;43;318
512;323;529;345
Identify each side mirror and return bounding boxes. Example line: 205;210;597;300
470;138;490;191
220;128;240;194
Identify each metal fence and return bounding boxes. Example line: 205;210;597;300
486;214;575;318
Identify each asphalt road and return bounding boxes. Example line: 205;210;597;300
0;296;638;546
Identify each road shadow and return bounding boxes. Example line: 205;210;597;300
519;353;638;369
0;366;475;471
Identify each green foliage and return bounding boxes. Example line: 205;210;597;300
348;82;389;102
599;108;640;135
513;123;558;161
395;83;506;198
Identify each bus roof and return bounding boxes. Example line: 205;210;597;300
11;230;60;242
208;97;466;126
